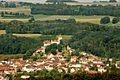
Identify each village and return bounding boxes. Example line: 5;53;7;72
0;35;120;79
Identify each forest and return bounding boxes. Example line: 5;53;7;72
0;19;120;58
69;29;120;58
0;34;43;54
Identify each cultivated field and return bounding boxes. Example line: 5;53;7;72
34;15;107;24
34;14;70;21
13;34;42;38
0;30;6;35
0;18;29;22
0;7;31;15
31;2;120;6
65;2;120;6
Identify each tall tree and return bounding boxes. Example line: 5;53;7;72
1;12;4;17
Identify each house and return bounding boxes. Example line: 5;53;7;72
69;49;75;54
22;65;35;73
80;52;87;56
43;40;60;47
115;61;120;68
43;40;52;47
4;67;17;75
35;65;46;71
98;67;106;73
86;70;97;74
79;58;88;64
81;66;89;71
47;53;55;59
67;46;71;50
0;65;6;75
36;47;45;53
70;68;76;73
70;56;78;62
45;65;53;71
21;75;30;79
58;68;63;73
69;63;81;68
0;76;5;80
93;61;104;67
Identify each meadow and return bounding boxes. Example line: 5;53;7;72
30;15;114;24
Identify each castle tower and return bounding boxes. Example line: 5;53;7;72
57;35;63;41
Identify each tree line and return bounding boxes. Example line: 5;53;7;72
0;19;114;35
0;11;30;18
31;4;120;16
0;2;16;8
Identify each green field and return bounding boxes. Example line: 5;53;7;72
0;14;114;24
1;14;104;24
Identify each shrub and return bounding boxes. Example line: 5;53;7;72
112;17;119;24
100;17;110;24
